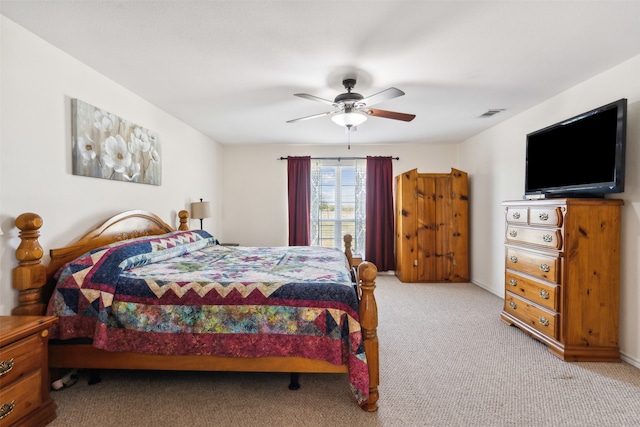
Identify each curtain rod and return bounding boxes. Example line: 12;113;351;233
278;156;399;161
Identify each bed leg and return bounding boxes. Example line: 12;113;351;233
288;373;300;390
87;369;102;385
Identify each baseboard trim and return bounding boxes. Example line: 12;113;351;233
621;353;640;369
470;278;502;298
469;279;640;369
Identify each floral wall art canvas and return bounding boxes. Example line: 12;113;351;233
71;99;161;185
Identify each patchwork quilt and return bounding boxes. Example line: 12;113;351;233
47;230;369;405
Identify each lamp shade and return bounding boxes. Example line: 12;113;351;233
331;111;368;127
191;200;211;219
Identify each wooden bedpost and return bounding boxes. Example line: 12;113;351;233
12;213;47;315
357;261;379;412
178;210;189;231
343;234;353;267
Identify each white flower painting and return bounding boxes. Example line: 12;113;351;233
72;99;161;185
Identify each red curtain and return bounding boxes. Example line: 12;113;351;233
365;156;395;271
287;156;311;246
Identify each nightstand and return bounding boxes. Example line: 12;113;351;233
0;316;58;426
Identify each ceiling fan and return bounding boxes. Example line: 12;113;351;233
286;78;415;130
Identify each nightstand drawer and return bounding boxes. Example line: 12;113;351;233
506;247;560;283
0;315;58;427
505;271;559;311
0;370;41;425
506;226;562;250
504;293;558;340
0;334;42;386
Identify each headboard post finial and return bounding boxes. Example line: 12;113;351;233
12;213;47;315
178;210;189;231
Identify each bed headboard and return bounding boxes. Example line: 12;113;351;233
12;209;189;315
11;209;360;317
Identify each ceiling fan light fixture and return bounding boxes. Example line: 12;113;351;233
287;78;413;126
331;111;367;127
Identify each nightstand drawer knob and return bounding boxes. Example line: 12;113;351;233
512;212;521;220
539;289;550;299
539;264;550;273
510;256;518;263
0;358;14;377
509;230;517;238
0;401;15;421
542;234;553;243
539;317;550;327
509;301;517;309
509;278;517;286
539;213;549;221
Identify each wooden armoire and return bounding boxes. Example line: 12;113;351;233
395;168;469;282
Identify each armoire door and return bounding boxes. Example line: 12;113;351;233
416;175;454;281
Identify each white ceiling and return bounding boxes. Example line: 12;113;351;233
2;1;639;146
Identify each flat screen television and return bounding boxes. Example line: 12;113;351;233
524;98;627;198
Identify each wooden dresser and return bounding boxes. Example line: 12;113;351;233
0;316;58;426
500;198;623;361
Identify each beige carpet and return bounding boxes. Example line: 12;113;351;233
48;274;640;427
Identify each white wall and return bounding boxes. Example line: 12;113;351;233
3;13;638;367
0;17;223;314
458;54;640;366
220;142;459;246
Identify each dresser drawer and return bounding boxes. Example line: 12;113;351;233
506;247;560;283
506;207;528;224
504;292;558;340
0;369;41;425
505;271;559;311
0;334;42;387
529;207;563;227
506;226;562;250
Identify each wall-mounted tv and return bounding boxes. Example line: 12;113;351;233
525;98;627;199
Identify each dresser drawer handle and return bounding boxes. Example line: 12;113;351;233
538;212;549;221
512;212;521;220
509;301;517;309
539;317;550;327
542;234;553;243
539;264;550;273
509;230;517;238
509;278;517;286
539;289;550;299
0;401;15;421
510;256;518;263
0;358;14;377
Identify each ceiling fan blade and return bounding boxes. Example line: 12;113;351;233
366;109;416;122
294;93;336;106
286;111;335;123
359;87;405;107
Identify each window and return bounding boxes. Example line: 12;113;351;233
310;159;366;257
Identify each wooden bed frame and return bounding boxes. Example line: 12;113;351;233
11;210;380;411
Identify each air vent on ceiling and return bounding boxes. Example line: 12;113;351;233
479;109;505;118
